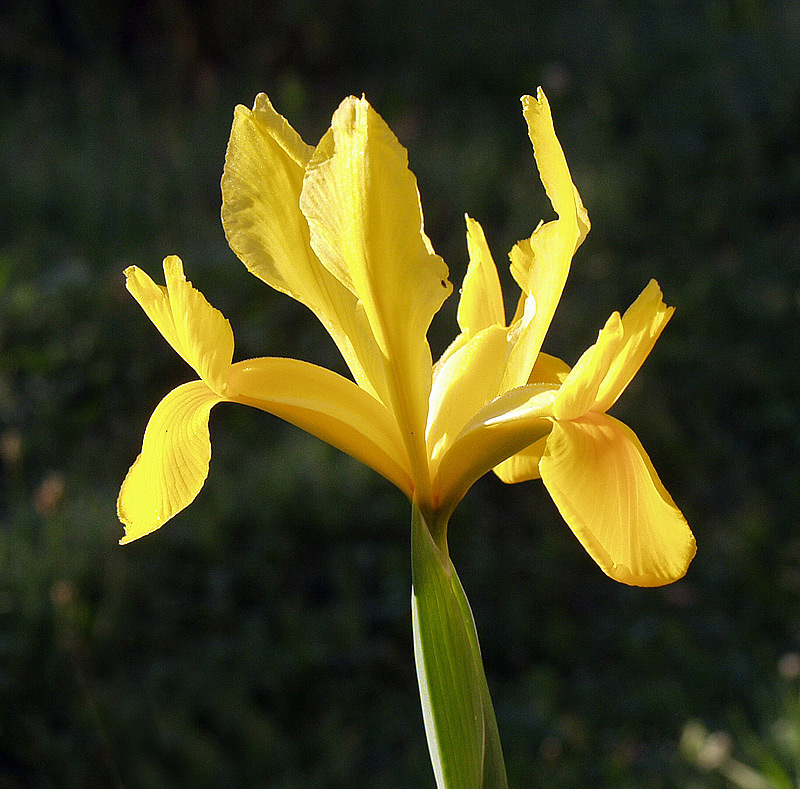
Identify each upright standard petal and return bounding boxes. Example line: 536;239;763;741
118;381;223;543
300;96;452;486
539;413;695;586
221;94;390;403
125;257;233;396
457;216;505;335
221;93;317;299
501;89;590;391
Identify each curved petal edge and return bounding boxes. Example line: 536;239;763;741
539;413;695;586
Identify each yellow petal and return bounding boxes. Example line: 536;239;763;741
426;325;508;469
492;436;547;483
594;280;674;413
491;351;570;483
125;257;233;395
124;265;180;350
539;413;695;586
221;94;390;403
553;312;624;421
528;352;571;386
501;89;590;391
300;96;451;484
228;357;413;498
222;94;315;299
432;384;556;520
118;380;223;543
457;215;505;334
522;89;590;247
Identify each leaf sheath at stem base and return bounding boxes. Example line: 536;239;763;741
411;502;508;789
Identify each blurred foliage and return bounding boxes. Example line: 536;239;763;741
1;0;799;786
681;653;800;788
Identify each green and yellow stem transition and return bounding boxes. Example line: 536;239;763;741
119;89;695;787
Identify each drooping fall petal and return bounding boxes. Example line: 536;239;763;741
227;357;413;497
539;413;695;586
118;380;223;543
125;257;233;396
593;280;674;413
457;216;505;335
300;96;451;485
221;94;390;404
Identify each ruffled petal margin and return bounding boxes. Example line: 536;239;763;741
539;412;695;586
125;257;234;396
500;89;590;392
119;357;415;544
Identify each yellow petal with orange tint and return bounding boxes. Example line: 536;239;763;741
539;413;695;586
118;380;223;543
492;436;547;483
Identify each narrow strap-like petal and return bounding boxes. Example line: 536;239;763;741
553;312;624;421
523;89;589;242
227;357;413;498
501;89;589;391
300;96;452;488
125;257;233;396
457;215;506;335
118;380;223;543
221;94;390;403
539;413;696;586
593;280;674;413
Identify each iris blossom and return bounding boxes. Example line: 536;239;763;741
119;89;695;586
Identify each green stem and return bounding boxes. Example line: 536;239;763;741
411;501;508;788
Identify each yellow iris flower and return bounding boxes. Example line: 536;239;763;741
118;89;695;587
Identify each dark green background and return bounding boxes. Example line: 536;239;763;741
1;1;799;786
